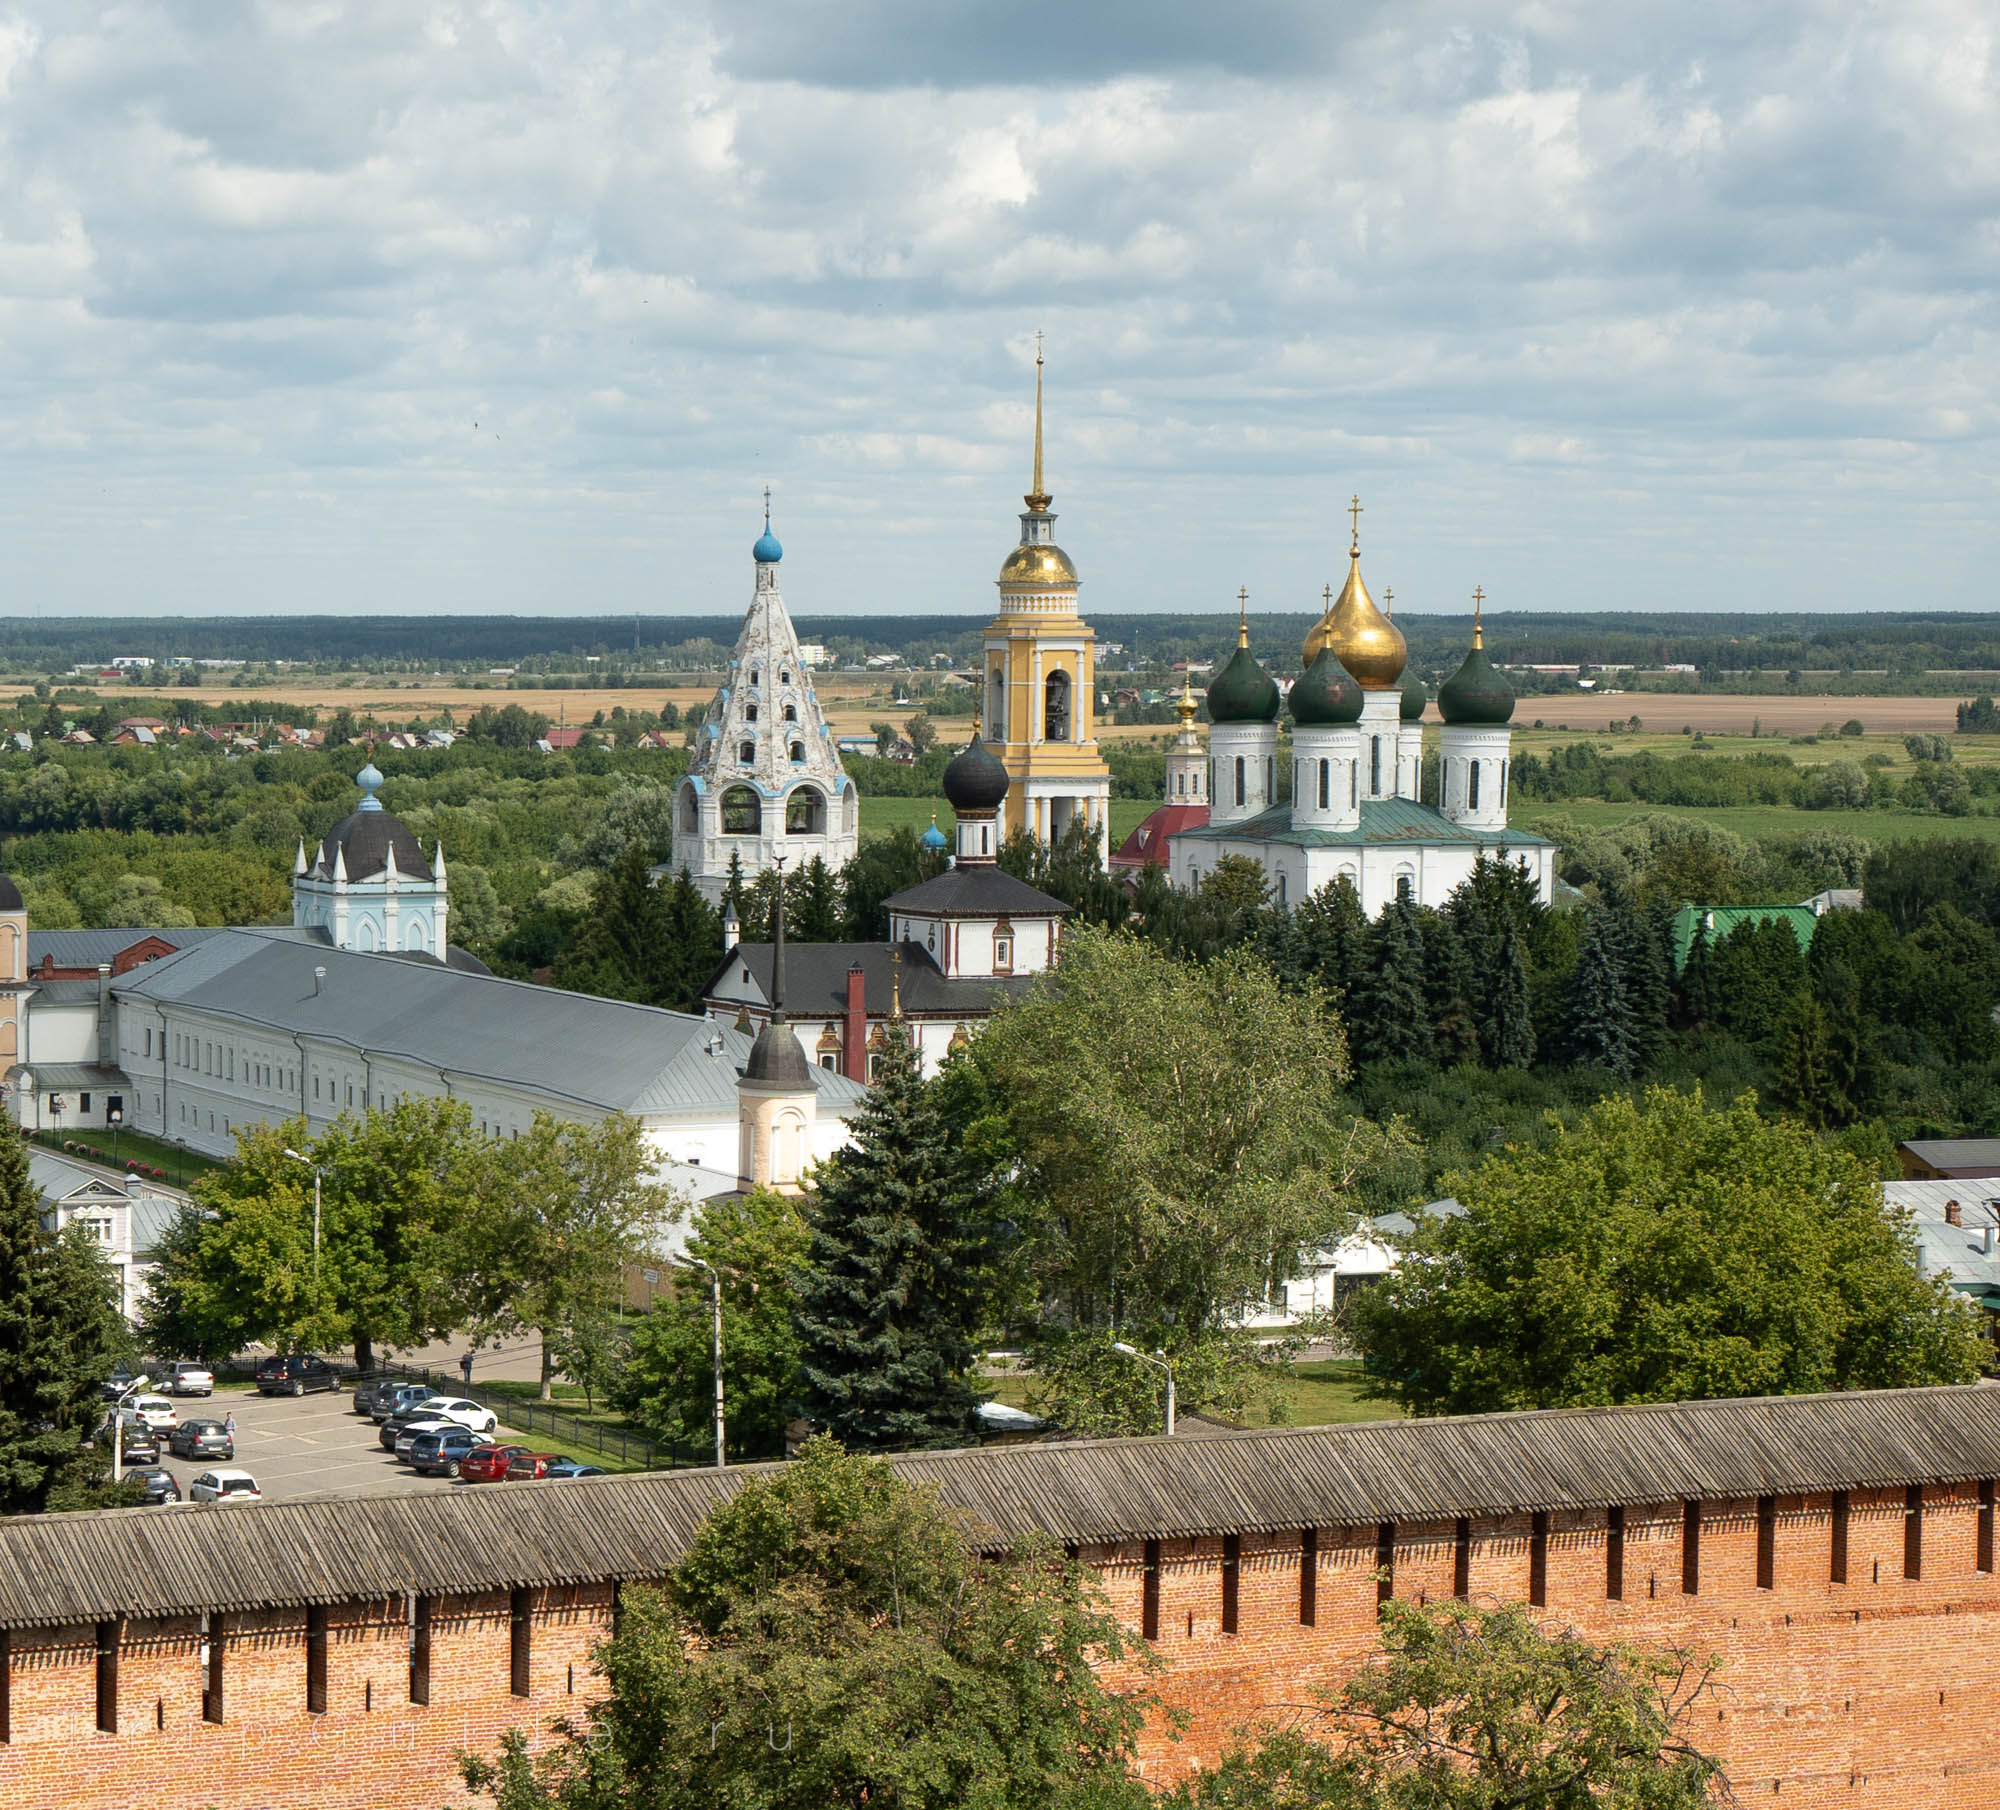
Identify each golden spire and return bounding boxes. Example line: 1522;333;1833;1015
1024;329;1051;513
1176;668;1198;727
1383;585;1393;619
1302;494;1407;685
1471;585;1485;649
890;946;904;1021
1237;585;1250;649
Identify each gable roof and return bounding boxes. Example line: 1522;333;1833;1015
2;1384;1998;1629
703;939;1035;1021
1670;904;1819;972
1111;803;1210;870
112;930;867;1121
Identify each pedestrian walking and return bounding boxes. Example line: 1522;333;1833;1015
223;1408;237;1441
460;1349;475;1387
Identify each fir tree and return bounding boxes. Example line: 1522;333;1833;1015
0;1130;127;1513
1677;914;1718;1029
1295;876;1369;1007
1773;993;1844;1128
1481;931;1537;1070
651;871;723;1011
1562;906;1637;1077
1608;883;1672;1071
552;844;665;1003
1421;913;1482;1069
791;855;845;942
1350;902;1433;1069
793;1026;998;1449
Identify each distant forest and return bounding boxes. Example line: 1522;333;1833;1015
8;611;2000;690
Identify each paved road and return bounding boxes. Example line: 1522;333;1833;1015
128;1387;535;1505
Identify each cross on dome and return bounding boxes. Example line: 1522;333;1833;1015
1347;494;1363;553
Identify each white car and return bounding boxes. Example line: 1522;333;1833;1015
405;1397;499;1436
128;1395;179;1431
189;1468;261;1503
165;1362;214;1397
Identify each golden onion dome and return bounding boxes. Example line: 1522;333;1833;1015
1305;551;1406;688
998;540;1078;587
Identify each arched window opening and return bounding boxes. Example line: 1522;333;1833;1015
1468;761;1481;811
790;742;806;763
681;787;700;832
786;787;826;834
745;703;758;723
1234;756;1246;807
780;669;791;684
749;668;760;687
738;741;756;763
1266;757;1273;801
1500;762;1509;807
1396;870;1414;904
1176;771;1185;797
1370;738;1381;794
783;704;797;722
721;786;762;835
988;669;1007;739
1350;764;1358;809
1318;760;1330;810
1044;670;1072;742
1277;872;1288;906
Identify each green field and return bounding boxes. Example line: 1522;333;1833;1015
1514;800;2000;844
861;795;1154;846
983;1359;1401;1431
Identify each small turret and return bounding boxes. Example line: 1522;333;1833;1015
1438;588;1514;831
1207;590;1280;827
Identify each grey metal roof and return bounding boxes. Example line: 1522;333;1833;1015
29;1149;121;1202
884;866;1071;918
2;1384;1997;1629
705;940;1034;1021
112;931;867;1121
1901;1139;2000;1176
28;980;116;1004
27;928;227;969
1888;1181;2000;1295
1174;797;1557;849
22;1063;132;1089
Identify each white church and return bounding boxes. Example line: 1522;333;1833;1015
1168;513;1556;915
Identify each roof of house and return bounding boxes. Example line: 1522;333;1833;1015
27;928;230;971
1171;797;1557;852
111;930;868;1122
1885;1182;2000;1300
1899;1139;2000;1178
2;1384;1998;1628
23;1063;133;1089
1110;803;1211;870
703;939;1036;1021
883;866;1070;919
1670;904;1819;972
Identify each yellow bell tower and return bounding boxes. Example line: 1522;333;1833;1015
982;337;1112;857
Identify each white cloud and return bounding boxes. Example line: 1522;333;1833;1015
0;0;1989;620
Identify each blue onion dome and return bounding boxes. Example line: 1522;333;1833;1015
1438;630;1515;727
943;732;1010;813
1399;671;1429;722
753;525;783;563
1206;642;1281;724
1288;645;1365;726
920;812;949;852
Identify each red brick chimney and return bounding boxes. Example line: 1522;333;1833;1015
1945;1199;1963;1227
843;964;868;1082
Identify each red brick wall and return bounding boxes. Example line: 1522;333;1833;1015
4;1498;2000;1809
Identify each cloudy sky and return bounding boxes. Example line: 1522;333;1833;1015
0;1;1994;621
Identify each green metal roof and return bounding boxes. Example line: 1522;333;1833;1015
1176;798;1556;851
1670;904;1819;973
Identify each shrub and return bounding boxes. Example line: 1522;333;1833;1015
1840;719;1865;737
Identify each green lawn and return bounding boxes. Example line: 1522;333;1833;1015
1515;800;2000;843
27;1125;220;1190
983;1358;1403;1431
860;795;1154;846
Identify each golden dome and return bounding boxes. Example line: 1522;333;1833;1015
1305;551;1406;687
998;541;1078;587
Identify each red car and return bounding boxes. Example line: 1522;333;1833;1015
505;1452;569;1481
460;1443;532;1483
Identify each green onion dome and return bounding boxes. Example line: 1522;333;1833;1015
1437;624;1515;726
1399;672;1429;722
1206;639;1281;724
1288;645;1364;726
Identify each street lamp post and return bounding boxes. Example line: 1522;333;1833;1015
680;1257;725;1468
282;1149;323;1291
111;1373;152;1484
1112;1341;1176;1436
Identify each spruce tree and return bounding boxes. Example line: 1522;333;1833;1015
1773;993;1842;1128
791;856;845;942
1678;915;1718;1029
0;1130;127;1513
1350;902;1434;1069
1482;931;1537;1069
1562;906;1637;1077
793;1026;997;1449
1420;913;1481;1069
651;871;723;1012
1296;876;1370;1007
553;844;665;1003
1608;884;1671;1071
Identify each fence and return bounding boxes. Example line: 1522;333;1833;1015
365;1362;670;1471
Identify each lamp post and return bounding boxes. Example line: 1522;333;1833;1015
1112;1341;1176;1436
111;1372;152;1484
680;1256;725;1468
282;1149;324;1292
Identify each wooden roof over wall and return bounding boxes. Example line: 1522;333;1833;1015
5;1384;2000;1630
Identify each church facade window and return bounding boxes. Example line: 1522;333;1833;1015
1044;670;1071;742
1318;760;1329;810
1468;761;1480;810
993;917;1015;974
1234;757;1245;807
1371;738;1381;793
745;704;758;722
783;704;797;722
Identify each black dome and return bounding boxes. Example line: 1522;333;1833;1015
318;809;427;882
0;873;22;913
744;1017;813;1089
1206;643;1281;724
943;733;1010;813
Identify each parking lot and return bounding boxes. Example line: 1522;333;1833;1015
128;1385;532;1504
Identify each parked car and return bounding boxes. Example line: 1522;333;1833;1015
189;1468;262;1503
168;1418;234;1462
351;1377;412;1418
505;1452;568;1481
391;1396;498;1436
100;1364;138;1402
99;1420;160;1465
256;1354;340;1397
371;1382;436;1424
408;1427;484;1477
164;1361;214;1397
459;1444;532;1484
392;1419;456;1462
543;1459;606;1479
126;1465;181;1505
127;1394;178;1431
